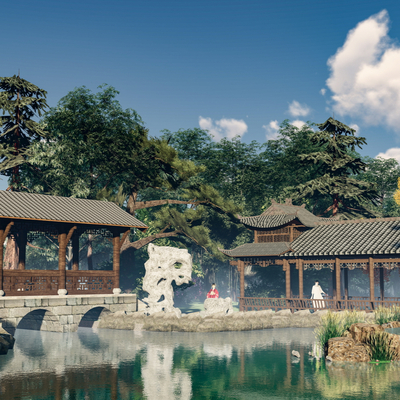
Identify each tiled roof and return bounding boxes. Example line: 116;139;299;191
0;191;147;229
220;242;291;257
287;218;400;257
239;200;335;229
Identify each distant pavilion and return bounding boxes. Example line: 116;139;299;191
0;191;147;296
221;199;400;311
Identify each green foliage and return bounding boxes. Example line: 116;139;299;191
291;117;379;217
314;311;366;349
374;306;400;325
0;75;48;184
366;331;397;362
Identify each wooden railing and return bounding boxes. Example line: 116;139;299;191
3;270;114;296
239;297;400;313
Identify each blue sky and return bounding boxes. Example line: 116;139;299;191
2;0;400;189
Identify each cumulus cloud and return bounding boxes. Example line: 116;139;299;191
263;120;280;140
199;117;248;141
349;123;360;135
326;10;400;131
376;148;400;163
288;100;310;117
320;88;326;96
291;120;308;130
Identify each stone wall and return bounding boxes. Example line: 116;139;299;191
0;294;137;333
98;309;376;332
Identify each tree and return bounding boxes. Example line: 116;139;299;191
0;75;48;188
291;118;379;217
18;86;240;277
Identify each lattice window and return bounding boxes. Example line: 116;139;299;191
258;234;290;243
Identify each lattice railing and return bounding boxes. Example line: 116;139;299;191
2;270;114;296
239;297;400;312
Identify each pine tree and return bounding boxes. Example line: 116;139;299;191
292;117;379;217
0;75;48;189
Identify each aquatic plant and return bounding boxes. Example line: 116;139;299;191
365;331;398;362
314;310;366;349
374;306;400;325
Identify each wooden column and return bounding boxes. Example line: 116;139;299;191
18;231;27;270
112;232;121;291
284;259;291;298
58;226;77;295
298;259;303;299
58;232;67;293
369;257;375;304
332;268;336;298
72;234;79;271
344;268;349;300
240;260;245;299
380;267;384;301
335;258;341;300
0;222;14;294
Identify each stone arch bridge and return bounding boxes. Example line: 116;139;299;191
0;294;137;334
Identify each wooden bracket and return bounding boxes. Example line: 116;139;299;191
0;221;14;245
119;229;131;251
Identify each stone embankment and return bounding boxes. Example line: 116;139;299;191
98;309;375;332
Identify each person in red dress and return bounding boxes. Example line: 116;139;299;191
207;283;219;298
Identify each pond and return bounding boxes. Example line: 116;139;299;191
1;327;400;399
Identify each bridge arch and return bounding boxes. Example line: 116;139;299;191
17;308;62;332
78;306;112;328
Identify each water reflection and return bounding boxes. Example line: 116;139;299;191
0;328;399;399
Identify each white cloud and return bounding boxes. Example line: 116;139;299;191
320;88;326;95
376;148;400;163
291;120;307;129
263;120;280;140
288;100;310;117
349;123;360;135
199;116;247;141
326;10;400;131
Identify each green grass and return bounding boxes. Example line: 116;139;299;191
374;306;400;325
366;331;397;362
314;310;366;350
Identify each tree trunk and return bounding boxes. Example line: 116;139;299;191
332;194;339;216
3;236;19;270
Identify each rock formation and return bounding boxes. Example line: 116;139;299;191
141;244;192;318
0;324;15;355
201;297;233;317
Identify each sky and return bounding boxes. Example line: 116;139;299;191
2;0;400;189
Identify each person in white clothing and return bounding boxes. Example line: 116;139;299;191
311;280;326;309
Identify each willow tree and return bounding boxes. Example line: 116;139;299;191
292;118;379;217
0;75;48;188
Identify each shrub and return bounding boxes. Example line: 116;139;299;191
365;331;398;361
314;310;366;350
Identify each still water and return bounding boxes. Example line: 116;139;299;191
1;327;400;399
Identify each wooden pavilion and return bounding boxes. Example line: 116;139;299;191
0;191;147;296
221;199;400;312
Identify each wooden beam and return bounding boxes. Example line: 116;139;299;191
369;257;375;303
335;258;341;300
58;232;67;294
344;268;349;300
284;260;291;298
18;231;27;270
112;233;121;291
380;267;384;301
298;259;303;299
72;234;79;271
0;222;14;294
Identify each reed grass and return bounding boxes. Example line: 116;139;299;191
374;306;400;325
365;331;397;362
314;310;366;349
